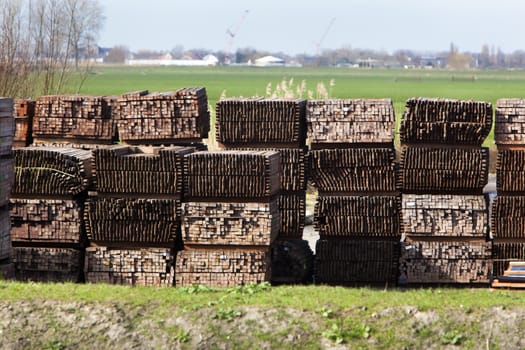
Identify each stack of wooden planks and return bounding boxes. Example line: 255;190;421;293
0;98;15;278
116;88;210;144
10;146;91;282
33;95;117;144
177;150;280;287
13;99;35;147
308;98;399;284
399;97;492;284
495;98;525;145
496;150;525;193
400;98;492;145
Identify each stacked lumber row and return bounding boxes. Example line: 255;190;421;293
308;99;399;285
12;247;83;282
277;192;305;238
314;240;400;284
399;241;492;283
0;98;14;277
491;196;525;240
400;98;492;145
10;198;83;244
84;247;174;286
306;99;395;145
13;99;35;147
175;248;271;287
399;97;491;284
93;145;192;195
0;158;14;207
309;148;397;193
216;98;307;146
492;243;525;277
0;98;15;156
495;98;525;145
183;150;281;199
33;95;117;142
116;88;210;143
398;147;489;194
0;209;11;261
496;150;525;193
401;194;488;237
13;147;92;196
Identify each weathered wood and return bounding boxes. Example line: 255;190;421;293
0;98;14;156
13;99;35;146
0;209;11;261
495;98;525;146
491;196;525;240
12;247;83;282
0;158;14;207
496;150;525;193
277;192;305;239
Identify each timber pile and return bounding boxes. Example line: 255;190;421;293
278;192;305;239
216;98;307;146
401;194;488;238
399;147;489;194
0;98;15;156
271;240;313;284
0;98;14;276
13;147;92;196
84;247;175;286
93;145;193;195
315;240;400;284
400;98;492;145
175;248;271;287
116;88;210;144
12;247;82;282
0;209;11;261
309;148;397;193
496;150;525;193
495;98;525;145
491;196;525;240
14;99;35;147
33;95;117;143
0;158;14;207
306;99;395;146
492;243;525;277
10;198;83;244
399;241;492;283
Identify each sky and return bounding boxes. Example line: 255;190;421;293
98;0;525;55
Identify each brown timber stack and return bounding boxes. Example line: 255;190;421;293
13;99;35;147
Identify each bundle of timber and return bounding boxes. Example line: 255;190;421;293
116;88;210;144
401;194;488;238
184;150;281;199
182;200;280;246
10;198;84;245
314;195;401;240
490;196;525;240
175;247;271;287
13;147;92;196
496;150;525;193
306;99;395;146
314;240;400;284
399;147;489;193
216;98;307;147
93;145;193;195
84;198;180;245
270;239;313;284
399;240;492;284
495;98;525;146
0;209;12;261
309;148;397;193
13;99;35;147
278;192;305;239
492;243;525;277
84;246;175;286
400;98;492;145
0;158;14;207
0;97;15;156
12;246;83;282
33;95;117;143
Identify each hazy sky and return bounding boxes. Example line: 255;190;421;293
99;0;525;54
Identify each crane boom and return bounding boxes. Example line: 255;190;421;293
316;17;336;56
225;10;249;64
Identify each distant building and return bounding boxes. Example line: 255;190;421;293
254;56;285;67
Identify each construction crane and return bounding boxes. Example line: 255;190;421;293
315;17;336;56
225;10;250;65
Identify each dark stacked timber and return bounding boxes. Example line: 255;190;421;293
0;98;15;156
309;148;397;193
13;147;92;196
306;99;395;146
402;194;488;238
314;195;400;240
33;95;116;143
399;147;489;194
175;247;271;287
216;98;307;147
12;247;83;282
10;198;84;244
270;240;313;284
14;99;34;147
116;88;210;143
496;150;525;193
492;243;525;277
0;209;12;261
84;198;180;245
491;196;525;240
399;241;492;283
495;98;525;146
84;247;175;286
184;150;281;199
400;98;492;145
278;192;305;239
0;158;14;207
182;200;280;246
93;145;193;196
315;240;400;284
